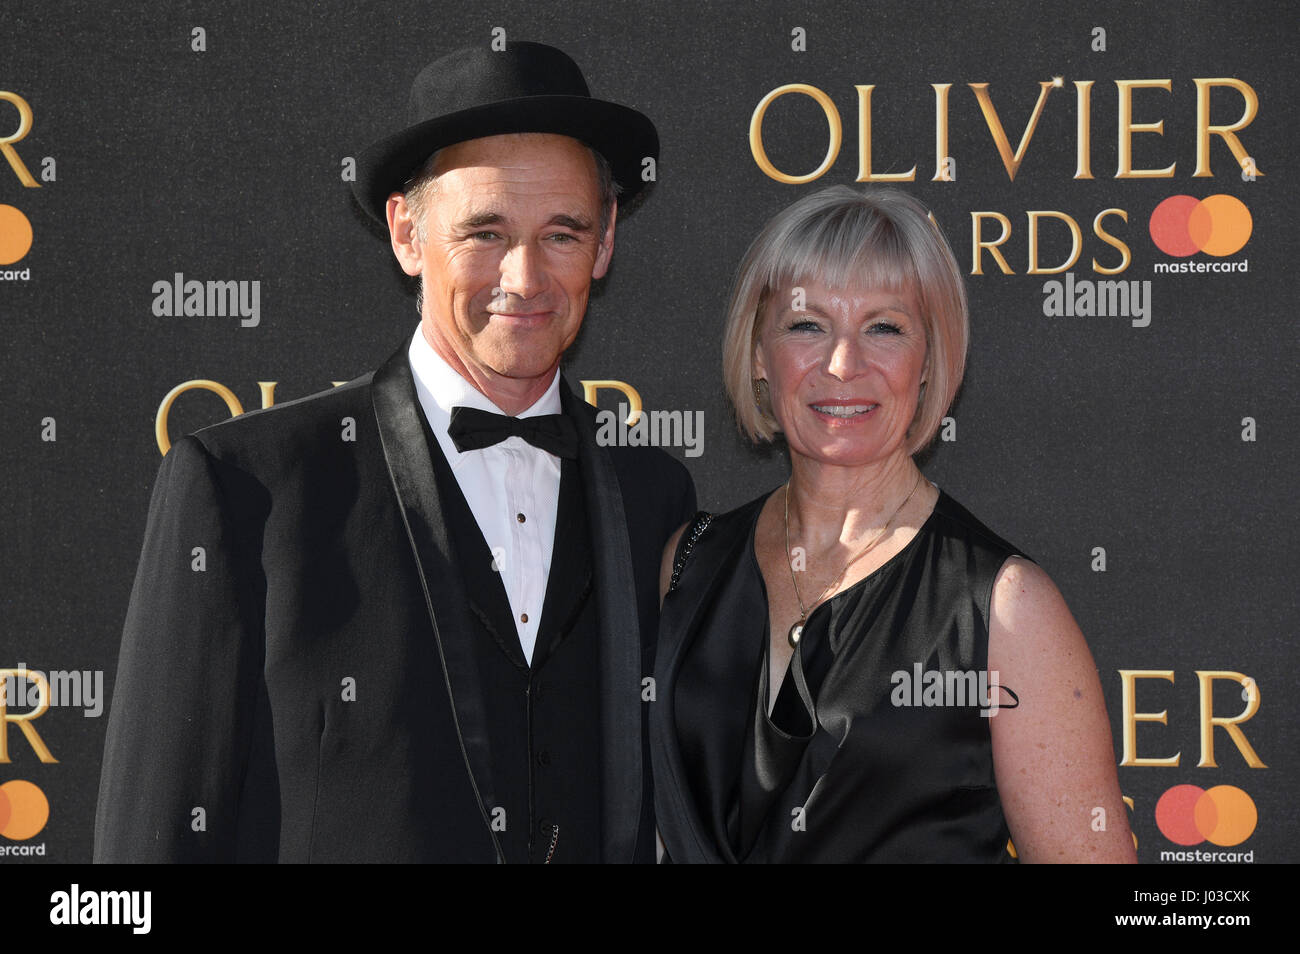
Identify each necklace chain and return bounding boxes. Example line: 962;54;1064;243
783;471;925;647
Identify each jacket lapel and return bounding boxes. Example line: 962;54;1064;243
530;456;593;669
424;434;529;670
371;344;504;862
561;379;644;863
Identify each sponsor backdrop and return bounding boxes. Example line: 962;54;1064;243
1;0;1295;864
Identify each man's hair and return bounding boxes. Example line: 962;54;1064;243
722;185;969;457
403;141;620;244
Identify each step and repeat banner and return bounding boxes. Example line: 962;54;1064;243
1;1;1295;865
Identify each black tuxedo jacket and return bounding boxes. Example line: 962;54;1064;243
93;343;696;862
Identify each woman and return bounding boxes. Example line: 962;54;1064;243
652;186;1136;863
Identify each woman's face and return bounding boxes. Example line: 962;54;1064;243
754;277;928;470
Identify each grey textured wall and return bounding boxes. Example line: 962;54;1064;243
1;0;1294;863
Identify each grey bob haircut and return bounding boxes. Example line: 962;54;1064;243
722;185;968;455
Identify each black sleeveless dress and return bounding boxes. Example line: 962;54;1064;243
651;488;1026;863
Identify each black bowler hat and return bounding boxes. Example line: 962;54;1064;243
352;41;659;225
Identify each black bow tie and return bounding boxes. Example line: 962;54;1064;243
447;405;580;459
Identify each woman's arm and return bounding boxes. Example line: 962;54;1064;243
988;557;1137;862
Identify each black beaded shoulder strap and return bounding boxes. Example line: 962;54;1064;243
669;510;714;593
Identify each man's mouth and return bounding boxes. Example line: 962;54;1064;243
489;309;552;323
810;403;878;419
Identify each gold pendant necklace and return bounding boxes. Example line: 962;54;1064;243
783;472;924;648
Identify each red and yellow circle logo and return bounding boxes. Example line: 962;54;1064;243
0;779;50;840
1149;194;1252;257
1155;784;1256;847
0;204;34;265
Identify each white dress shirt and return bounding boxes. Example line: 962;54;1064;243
407;326;562;665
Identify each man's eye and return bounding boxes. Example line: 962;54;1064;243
469;231;500;241
548;233;579;243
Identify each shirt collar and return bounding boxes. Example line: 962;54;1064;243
407;324;563;463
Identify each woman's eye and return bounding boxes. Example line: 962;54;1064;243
869;321;903;335
788;318;822;332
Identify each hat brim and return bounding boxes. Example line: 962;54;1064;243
352;95;659;225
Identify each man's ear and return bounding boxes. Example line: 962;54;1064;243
591;200;617;280
386;192;423;278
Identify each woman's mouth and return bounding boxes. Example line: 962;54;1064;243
810;402;878;419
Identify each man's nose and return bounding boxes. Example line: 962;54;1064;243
498;241;547;300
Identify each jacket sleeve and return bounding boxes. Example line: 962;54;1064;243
94;435;267;862
673;463;698;537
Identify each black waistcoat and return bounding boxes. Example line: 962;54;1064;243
424;426;603;863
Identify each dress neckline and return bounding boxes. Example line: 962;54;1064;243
747;483;944;724
746;484;945;633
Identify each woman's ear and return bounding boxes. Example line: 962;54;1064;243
753;313;769;380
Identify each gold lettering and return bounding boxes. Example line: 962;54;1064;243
1026;210;1082;275
970;212;1014;275
0;670;58;763
749;84;842;184
1092;208;1131;275
932;84;952;181
1074;81;1095;179
1115;79;1175;178
0;91;40;188
1193;78;1261;178
155;380;245;455
969;81;1054;181
1118;669;1179;767
1195;670;1266;768
581;379;643;426
855;85;915;182
1122;795;1137;850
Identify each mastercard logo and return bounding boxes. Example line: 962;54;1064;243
1148;194;1252;257
0;779;49;840
1155;784;1256;847
0;204;34;266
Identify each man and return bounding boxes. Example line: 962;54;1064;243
94;41;696;863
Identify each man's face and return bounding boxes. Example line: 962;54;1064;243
387;133;615;406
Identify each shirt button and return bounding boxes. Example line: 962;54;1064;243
516;512;526;523
537;750;551;766
520;613;529;624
